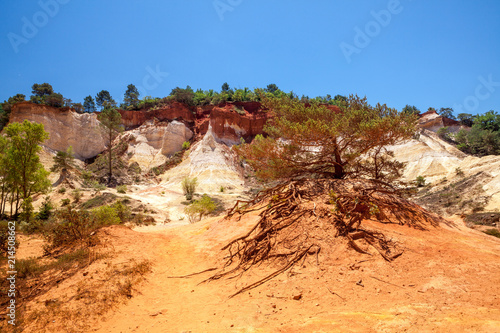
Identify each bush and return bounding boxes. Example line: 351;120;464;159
116;185;127;194
61;198;71;206
58;187;66;194
484;229;500;238
181;177;198;201
72;189;83;203
44;205;121;248
437;126;451;141
455;167;464;177
182;141;191;150
111;200;131;223
91;205;121;226
184;194;217;223
37;196;54;220
415;176;426;187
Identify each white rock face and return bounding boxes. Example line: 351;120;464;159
9;102;106;160
161;125;245;194
123;120;193;170
391;129;500;211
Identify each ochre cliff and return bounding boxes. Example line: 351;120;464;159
9;102;106;160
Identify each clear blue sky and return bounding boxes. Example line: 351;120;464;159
1;0;499;115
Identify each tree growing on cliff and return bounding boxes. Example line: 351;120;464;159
439;107;455;120
51;146;77;186
402;104;420;115
96;90;116;110
98;104;123;183
83;96;97;113
123;84;140;109
236;94;418;181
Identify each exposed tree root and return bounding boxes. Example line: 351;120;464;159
202;179;446;297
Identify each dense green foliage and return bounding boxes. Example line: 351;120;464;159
0;121;50;218
442;110;500;156
122;84;140;109
236;94;418;181
30;83;65;107
83;95;97;113
96;90;116;110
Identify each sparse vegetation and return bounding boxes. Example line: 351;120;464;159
415;176;426;187
58;187;66;194
181;176;198;201
184;194;217;223
72;188;82;203
182;141;191;150
116;184;127;194
484;229;500;238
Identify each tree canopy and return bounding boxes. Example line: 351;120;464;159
123;84;140;109
96;90;116;110
0;120;50;217
83;95;97;113
236;94;418;182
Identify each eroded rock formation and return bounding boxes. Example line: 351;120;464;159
121;120;193;170
9;102;106;159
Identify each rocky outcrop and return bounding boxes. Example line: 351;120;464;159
121;120;193;170
391;129;500;211
419;110;462;132
118;102;195;129
207;104;268;145
161;125;245;193
9;102;106;160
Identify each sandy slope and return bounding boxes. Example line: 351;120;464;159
81;213;500;333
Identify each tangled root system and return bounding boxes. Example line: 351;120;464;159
204;179;445;297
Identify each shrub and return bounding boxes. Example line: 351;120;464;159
111;200;131;223
437;126;451;141
455;167;464;177
182;141;191;150
415;176;426;187
484;229;500;238
37;196;54;220
181;177;198;201
61;198;71;206
58;187;66;194
116;185;127;194
72;189;83;203
220;186;224;192
91;205;121;226
184;194;217;223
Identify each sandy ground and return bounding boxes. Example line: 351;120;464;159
62;213;500;333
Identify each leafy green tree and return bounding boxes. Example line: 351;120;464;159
438;107;455;120
221;82;230;93
473;110;500;132
265;83;279;94
51;146;77;185
237;94;418;181
402;105;420;115
169;86;195;105
0;104;7;131
31;83;54;98
457;113;473;127
45;92;64;107
98;105;123;182
1;120;50;217
96;90;116;110
72;102;83;113
83;95;97;113
8;94;26;104
123;84;140;109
